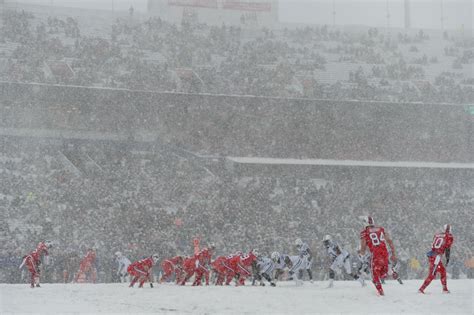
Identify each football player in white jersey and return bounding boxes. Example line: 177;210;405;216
353;249;371;286
284;255;305;286
115;251;131;283
295;238;313;282
253;255;277;286
323;235;363;288
270;252;287;281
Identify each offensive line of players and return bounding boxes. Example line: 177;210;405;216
20;216;453;296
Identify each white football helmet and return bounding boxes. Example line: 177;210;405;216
443;224;452;234
323;235;332;246
251;249;260;257
208;243;216;250
152;254;159;264
295;238;303;247
44;240;53;248
115;251;122;257
271;251;280;261
363;216;375;227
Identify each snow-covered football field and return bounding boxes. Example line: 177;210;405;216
1;279;472;314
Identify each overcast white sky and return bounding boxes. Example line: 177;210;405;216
10;0;473;30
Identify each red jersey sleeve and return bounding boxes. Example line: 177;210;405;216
445;233;454;249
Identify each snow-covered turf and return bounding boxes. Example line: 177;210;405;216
1;280;472;314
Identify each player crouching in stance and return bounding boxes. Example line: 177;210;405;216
268;252;303;285
115;251;131;283
252;254;277;287
193;244;215;286
179;255;198;285
283;255;305;286
211;255;231;285
323;235;363;288
360;216;397;296
226;250;258;286
128;254;159;288
19;240;53;288
159;255;184;284
419;224;454;294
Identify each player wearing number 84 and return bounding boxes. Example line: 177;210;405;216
359;216;397;296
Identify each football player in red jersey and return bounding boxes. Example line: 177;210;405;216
20;241;53;288
225;250;258;286
179;256;197;285
211;255;231;285
419;224;454;294
224;251;243;285
75;248;97;283
128;254;159;288
236;249;258;286
192;244;215;286
360;216;397;296
159;255;184;284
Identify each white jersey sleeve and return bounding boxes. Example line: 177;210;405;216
117;256;131;273
257;257;275;275
288;255;304;273
326;243;339;260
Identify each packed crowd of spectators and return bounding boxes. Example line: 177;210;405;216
1;139;473;283
0;5;472;285
1;8;473;103
1;83;472;163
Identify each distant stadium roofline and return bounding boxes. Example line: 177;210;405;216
227;157;474;169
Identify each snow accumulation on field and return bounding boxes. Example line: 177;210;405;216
1;280;472;315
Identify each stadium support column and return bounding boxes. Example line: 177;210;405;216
404;0;410;29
